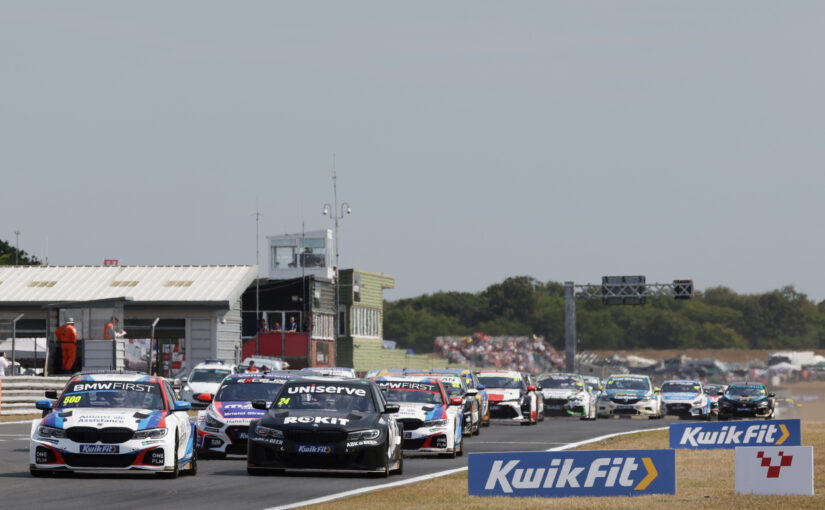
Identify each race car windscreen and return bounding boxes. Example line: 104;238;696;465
661;382;700;393
274;382;376;412
380;381;444;404
477;375;523;389
58;381;165;410
214;378;287;402
725;386;766;398
538;375;581;389
440;379;464;398
607;378;650;391
190;369;232;383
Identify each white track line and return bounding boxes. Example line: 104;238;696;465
265;425;669;510
0;420;36;426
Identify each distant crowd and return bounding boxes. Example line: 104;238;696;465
434;334;564;374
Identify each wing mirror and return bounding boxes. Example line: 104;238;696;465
465;389;478;397
196;393;213;403
527;385;537;392
768;393;776;398
449;397;464;406
476;384;486;391
597;385;603;391
654;387;661;393
717;389;724;396
45;390;58;399
251;400;269;410
35;399;53;411
383;403;400;414
173;401;191;412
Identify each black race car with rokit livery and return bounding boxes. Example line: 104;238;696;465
717;382;776;420
246;376;403;476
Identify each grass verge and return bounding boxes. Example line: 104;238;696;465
304;422;824;510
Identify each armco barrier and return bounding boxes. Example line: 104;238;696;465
669;419;801;449
468;449;676;498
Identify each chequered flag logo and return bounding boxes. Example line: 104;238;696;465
757;450;793;478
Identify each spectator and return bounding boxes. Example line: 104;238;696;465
287;317;298;332
272;321;282;332
0;351;9;377
246;360;259;373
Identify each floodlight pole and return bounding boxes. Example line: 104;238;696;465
12;314;24;375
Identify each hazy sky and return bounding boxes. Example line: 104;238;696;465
2;2;824;301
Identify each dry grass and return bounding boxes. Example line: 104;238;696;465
589;348;825;363
0;413;39;422
305;423;825;510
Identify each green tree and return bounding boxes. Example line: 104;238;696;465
0;238;40;265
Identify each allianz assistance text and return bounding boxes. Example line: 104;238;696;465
669;419;801;450
468;449;675;497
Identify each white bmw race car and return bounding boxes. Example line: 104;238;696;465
373;376;465;458
30;372;196;478
196;371;291;456
660;379;711;419
537;373;597;420
476;370;541;425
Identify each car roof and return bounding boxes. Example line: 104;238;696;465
286;375;369;384
374;375;442;385
662;379;701;385
477;370;521;376
70;372;161;383
538;373;581;378
192;361;234;370
225;371;293;380
608;374;650;379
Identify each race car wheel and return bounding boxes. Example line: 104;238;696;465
391;453;403;475
184;446;198;476
157;434;180;479
472;422;480;436
456;437;463;457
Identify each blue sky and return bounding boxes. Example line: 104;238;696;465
2;2;824;301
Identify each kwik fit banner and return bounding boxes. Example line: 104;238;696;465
468;449;675;498
669;419;801;450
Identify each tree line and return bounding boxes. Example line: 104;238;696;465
0;238;40;266
383;276;825;354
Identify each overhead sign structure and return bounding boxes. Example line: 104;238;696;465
669;419;801;450
735;446;814;495
468;449;676;498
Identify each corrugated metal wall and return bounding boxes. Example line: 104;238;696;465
216;298;242;362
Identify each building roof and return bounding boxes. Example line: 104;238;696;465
0;265;258;306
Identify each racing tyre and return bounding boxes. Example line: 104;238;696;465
157;435;180;479
391;454;403;475
456;437;463;457
184;446;198;476
472;422;481;436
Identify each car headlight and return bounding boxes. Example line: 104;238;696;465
254;425;283;439
424;419;449;427
37;425;66;438
205;414;224;428
347;429;380;441
693;399;703;406
132;427;168;440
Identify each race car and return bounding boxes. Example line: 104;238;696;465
717;382;776;420
703;383;726;417
196;371;292;457
537;373;597;420
373;376;465;457
179;360;236;408
421;368;491;427
299;366;358;378
246;376;403;476
435;375;480;436
475;370;541;425
30;372;196;478
596;374;664;419
660;379;711;419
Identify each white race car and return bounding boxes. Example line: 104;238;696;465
476;370;541;425
660;379;711;420
179;360;236;409
196;371;291;457
537;373;597;420
373;376;464;458
597;374;664;419
30;372;196;478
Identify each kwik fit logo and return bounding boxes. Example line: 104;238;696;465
669;419;801;450
468;450;675;497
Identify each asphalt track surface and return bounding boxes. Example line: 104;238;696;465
0;416;670;509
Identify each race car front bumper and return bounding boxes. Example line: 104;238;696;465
597;397;659;417
489;400;528;422
664;401;707;417
30;436;186;473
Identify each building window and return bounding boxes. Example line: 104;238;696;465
273;246;297;269
354;274;361;302
312;312;334;340
316;341;330;365
299;238;327;268
338;306;346;337
351;306;379;338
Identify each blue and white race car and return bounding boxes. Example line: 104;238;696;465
660;379;711;420
196;371;291;456
30;372;196;478
373;376;464;458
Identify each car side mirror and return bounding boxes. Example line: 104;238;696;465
717;390;724;396
465;389;478;396
251;400;269;410
173;401;191;412
180;376;188;383
197;393;213;403
449;397;464;406
45;390;58;399
383;403;400;414
476;384;486;391
654;387;661;393
527;385;537;392
597;385;603;391
35;399;53;411
768;393;776;398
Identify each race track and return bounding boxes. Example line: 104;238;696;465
0;417;668;509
